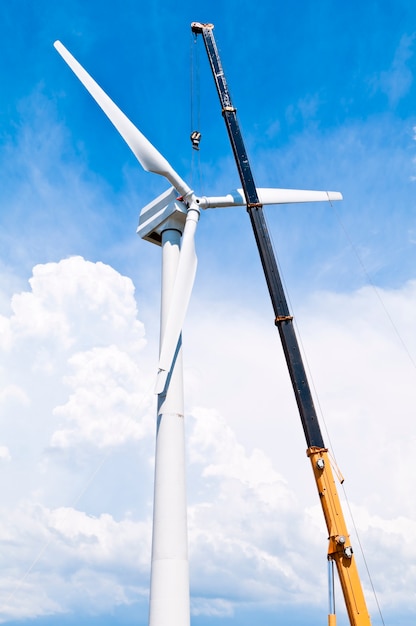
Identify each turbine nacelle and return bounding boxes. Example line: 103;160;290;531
138;188;188;245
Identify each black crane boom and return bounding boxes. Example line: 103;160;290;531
191;21;372;626
191;21;324;450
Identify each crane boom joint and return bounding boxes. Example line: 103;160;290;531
275;315;293;324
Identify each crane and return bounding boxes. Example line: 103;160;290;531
191;22;372;626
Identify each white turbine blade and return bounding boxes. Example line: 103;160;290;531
257;188;343;204
200;188;342;208
155;208;199;395
54;41;191;198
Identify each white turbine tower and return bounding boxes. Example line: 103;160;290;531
54;41;342;626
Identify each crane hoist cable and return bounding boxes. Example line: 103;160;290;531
189;31;204;193
190;31;202;151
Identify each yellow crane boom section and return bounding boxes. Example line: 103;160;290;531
308;447;371;625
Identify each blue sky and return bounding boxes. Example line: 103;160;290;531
0;1;416;625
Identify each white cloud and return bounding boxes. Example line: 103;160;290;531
189;407;292;510
0;256;155;621
187;408;323;612
183;279;416;617
191;597;234;617
51;345;149;449
0;384;29;407
0;256;415;622
0;503;151;621
377;34;416;106
0;445;11;461
0;256;152;454
9;256;145;350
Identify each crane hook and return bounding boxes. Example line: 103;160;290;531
190;130;202;150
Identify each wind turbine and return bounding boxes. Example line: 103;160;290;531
54;40;342;626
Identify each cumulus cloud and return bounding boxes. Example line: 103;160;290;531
0;256;415;623
0;256;152;452
51;345;148;449
0;503;151;622
7;256;145;351
0;257;155;620
183;279;416;618
187;408;315;612
377;34;416;106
